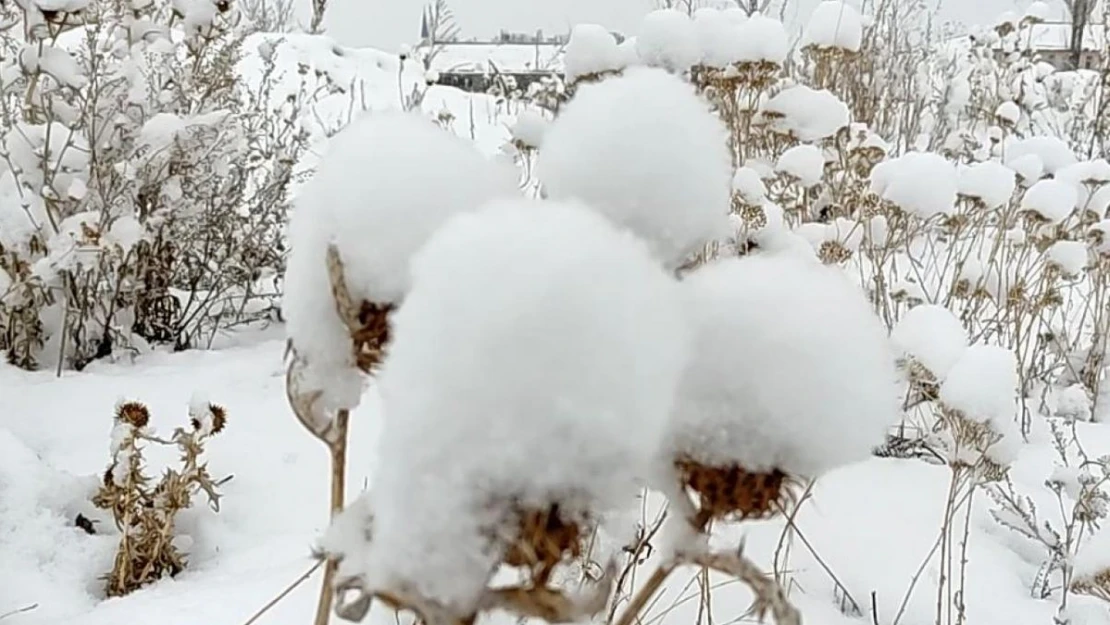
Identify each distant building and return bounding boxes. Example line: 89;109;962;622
417;16;567;93
993;22;1107;70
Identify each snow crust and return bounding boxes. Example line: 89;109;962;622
667;254;900;477
538;67;731;268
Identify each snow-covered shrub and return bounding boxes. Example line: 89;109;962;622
538;67;731;269
326;198;689;623
92;397;228;596
666;254;899;514
0;0;310;370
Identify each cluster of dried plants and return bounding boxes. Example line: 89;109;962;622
0;0;314;371
91;398;229;597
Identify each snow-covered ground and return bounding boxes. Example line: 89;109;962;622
4;330;1110;625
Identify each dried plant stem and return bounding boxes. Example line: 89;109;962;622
314;408;350;625
0;604;38;621
614;562;677;625
243;560;325;625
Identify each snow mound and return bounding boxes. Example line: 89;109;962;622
732;166;768;203
958;161;1016;208
564;24;623;83
871;152;958;218
891;304;968;380
736;13;789;65
1005;136;1077;176
352;199;690;615
1021;178;1078;223
539;67;732;268
636;9;700;73
776;144;826;187
803;1;864;52
762;85;850;141
284;111;519;410
693;8;743;68
667;254;900;477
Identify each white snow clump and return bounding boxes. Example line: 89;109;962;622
802;1;864;52
957;161;1017;209
284;111;518;410
539;67;732;268
1021;178;1079;223
563;24;623;83
354;199;690;616
776;144;825;187
667;254;900;477
870;151;958;218
890;304;968;380
762;85;850;141
636;9;700;73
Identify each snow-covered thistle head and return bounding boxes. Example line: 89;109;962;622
332;198;690;622
283;111;518;412
664;254;899;522
538;67;731;270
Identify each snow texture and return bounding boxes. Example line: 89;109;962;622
871;152;958;218
776;144;825;187
563;24;623;83
890;304;969;380
803;1;864;52
284;111;519;411
354;199;690;615
538;67;732;269
958;161;1017;208
995;101;1020;124
667;254;900;477
636;9;700;73
762;85;850;141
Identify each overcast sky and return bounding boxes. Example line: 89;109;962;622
314;0;1069;54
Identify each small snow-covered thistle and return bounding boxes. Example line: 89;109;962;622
538;67;731;270
93;398;229;597
663;254;899;526
283;110;518;416
327;199;689;625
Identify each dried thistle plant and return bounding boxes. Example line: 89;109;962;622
92;399;228;597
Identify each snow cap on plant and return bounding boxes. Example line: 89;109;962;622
563;24;623;84
802;1;864;53
538;67;731;269
665;254;899;522
636;9;700;73
283;111;518;411
333;198;690;621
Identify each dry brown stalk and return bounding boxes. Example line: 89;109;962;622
285;244;393;625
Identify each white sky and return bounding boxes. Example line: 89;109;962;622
313;0;1070;53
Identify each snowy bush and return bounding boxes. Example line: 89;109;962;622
0;0;311;370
